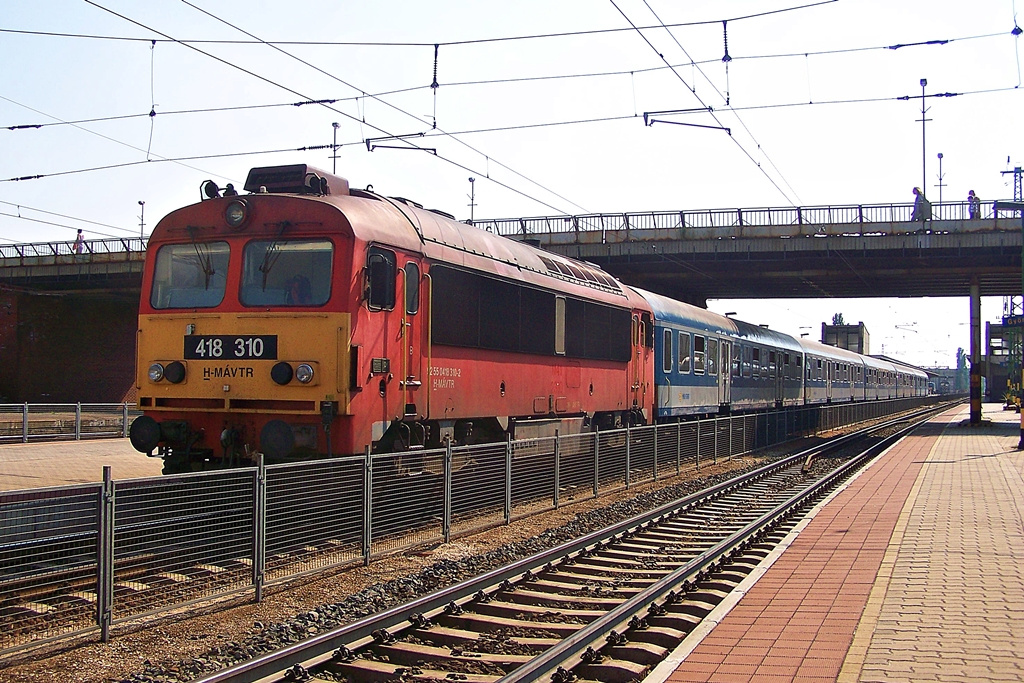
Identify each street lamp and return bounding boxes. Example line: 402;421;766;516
919;78;929;199
937;152;944;204
468;177;476;224
138;201;145;238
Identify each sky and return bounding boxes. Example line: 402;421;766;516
1;0;1022;368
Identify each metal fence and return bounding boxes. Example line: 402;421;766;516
0;403;138;443
473;199;1005;236
0;238;147;260
0;396;946;656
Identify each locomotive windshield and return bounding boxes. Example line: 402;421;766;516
240;239;333;306
150;242;230;309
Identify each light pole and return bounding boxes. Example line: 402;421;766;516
138;201;145;238
331;122;340;174
919;78;929;198
468;177;476;224
936;152;944;204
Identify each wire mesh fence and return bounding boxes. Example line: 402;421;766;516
0;404;138;443
0;396;945;656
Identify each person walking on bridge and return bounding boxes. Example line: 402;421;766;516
911;187;932;221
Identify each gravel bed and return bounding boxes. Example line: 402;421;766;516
0;449;794;683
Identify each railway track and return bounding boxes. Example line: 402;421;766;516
192;406;941;683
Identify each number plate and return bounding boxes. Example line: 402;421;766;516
184;335;278;360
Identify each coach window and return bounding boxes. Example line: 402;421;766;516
662;329;673;374
769;351;777;379
693;335;706;374
366;247;396;311
751;347;760;378
743;345;752;378
405;262;420;314
678;332;691;373
732;343;741;377
708;338;719;375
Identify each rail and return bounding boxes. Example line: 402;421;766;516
472;199;1013;237
0;403;139;442
0;237;147;260
0;395;952;658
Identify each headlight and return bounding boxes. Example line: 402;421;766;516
295;363;315;384
224;199;248;228
165;361;186;384
148;363;165;382
271;362;293;385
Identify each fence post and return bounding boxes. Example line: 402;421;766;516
713;417;718;465
624;424;631;489
505;435;512;524
553;431;560;509
593;432;600;497
22;403;28;443
443;439;452;543
362;446;372;565
122;403;129;438
75;403;82;440
652;425;658;482
676;422;681;475
252;454;266;603
97;466;115;642
696;420;701;471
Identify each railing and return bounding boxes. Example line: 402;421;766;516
0;403;139;442
0;238;147;260
473;199;1011;236
0;395;948;656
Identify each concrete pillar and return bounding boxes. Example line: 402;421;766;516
970;279;982;425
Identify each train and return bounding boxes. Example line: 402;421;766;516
128;163;929;474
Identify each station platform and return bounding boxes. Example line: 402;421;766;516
0;438;162;491
646;401;1024;683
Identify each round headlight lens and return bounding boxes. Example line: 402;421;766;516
164;361;186;384
271;362;293;385
148;363;165;382
224;200;248;228
295;363;315;384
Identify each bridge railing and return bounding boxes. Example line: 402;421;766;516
474;199;1001;236
0;237;147;259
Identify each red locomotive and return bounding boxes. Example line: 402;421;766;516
129;164;653;473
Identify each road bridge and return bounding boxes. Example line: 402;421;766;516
474;199;1022;305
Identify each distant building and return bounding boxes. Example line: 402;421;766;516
986;321;1014;402
821;322;870;355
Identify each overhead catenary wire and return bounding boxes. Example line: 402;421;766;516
638;0;803;203
81;0;585;216
1;2;840;49
608;0;798;206
177;0;591;214
3;29;1009;133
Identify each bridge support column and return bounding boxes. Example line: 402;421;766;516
970;279;982;425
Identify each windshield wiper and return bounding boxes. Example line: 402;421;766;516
187;226;216;289
258;221;291;290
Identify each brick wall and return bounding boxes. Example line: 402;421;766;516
5;293;137;403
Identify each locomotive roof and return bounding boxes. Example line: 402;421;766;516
632;287;804;353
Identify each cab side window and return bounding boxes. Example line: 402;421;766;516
366;247;396;311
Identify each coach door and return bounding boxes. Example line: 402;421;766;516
719;340;731;405
825;361;833;401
